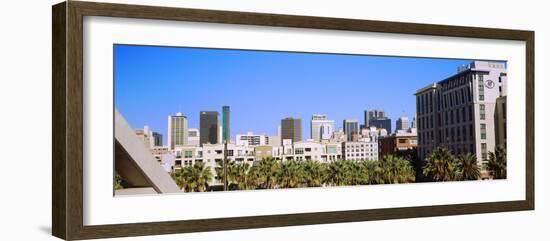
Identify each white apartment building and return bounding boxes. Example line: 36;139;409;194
187;128;200;147
342;141;379;161
416;61;507;165
235;132;270;147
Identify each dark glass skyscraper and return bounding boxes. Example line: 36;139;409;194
281;118;302;144
200;111;219;145
369;118;392;133
222;106;230;143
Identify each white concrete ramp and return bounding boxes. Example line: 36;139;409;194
115;109;181;194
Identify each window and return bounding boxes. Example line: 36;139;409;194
184;150;193;158
295;148;304;155
480;123;487;139
478;74;485;101
480;104;486;120
481;143;488;160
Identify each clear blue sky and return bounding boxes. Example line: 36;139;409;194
114;44;474;143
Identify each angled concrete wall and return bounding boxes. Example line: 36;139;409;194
115;109;181;194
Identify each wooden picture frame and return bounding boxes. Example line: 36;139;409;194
52;1;534;240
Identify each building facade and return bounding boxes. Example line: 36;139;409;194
222;106;230;143
396;116;410;131
494;96;507;148
281;117;302;144
310;114;335;142
378;129;418;158
168;113;188;149
364;109;386;127
343;119;359;141
236;132;270;147
415;61;507;165
342;141;379;161
200;111;219;145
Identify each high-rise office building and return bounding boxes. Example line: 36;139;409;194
396;117;410;131
365;109;392;133
416;61;507;165
369;118;392;134
222;106;230;143
200;111;220;145
343;119;359;142
281;118;302;144
168;112;188;149
310;114;335;142
152;132;162;146
364;109;386;126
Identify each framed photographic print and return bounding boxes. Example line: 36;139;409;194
52;1;534;240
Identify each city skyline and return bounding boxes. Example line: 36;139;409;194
115;44;484;143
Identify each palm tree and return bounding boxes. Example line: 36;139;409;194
363;160;384;184
347;160;369;185
485;146;507;179
456;153;481;180
423;147;459;182
246;165;263;190
325;160;351;186
214;160;234;186
379;155;415;184
277;160;305;188
303;160;326;187
173;162;213;192
228;162;250;190
257;157;280;189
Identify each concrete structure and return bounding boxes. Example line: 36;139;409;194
415;61;507;165
187;128;200;146
281;117;302;144
343;119;359;141
396;116;410;131
167;112;188;150
494;96;507;148
379;128;418;158
222;106;230;143
310;114;335;142
236;132;269;146
150;146;174;173
115;109;181;194
200;111;219;145
135;125;153;148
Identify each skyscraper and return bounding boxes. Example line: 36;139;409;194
343;119;359;141
364;109;386;127
310;114;335;142
396;117;410;131
152;132;162;146
200;111;220;145
167;112;188;149
222;106;230;143
281;118;302;144
364;109;392;133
